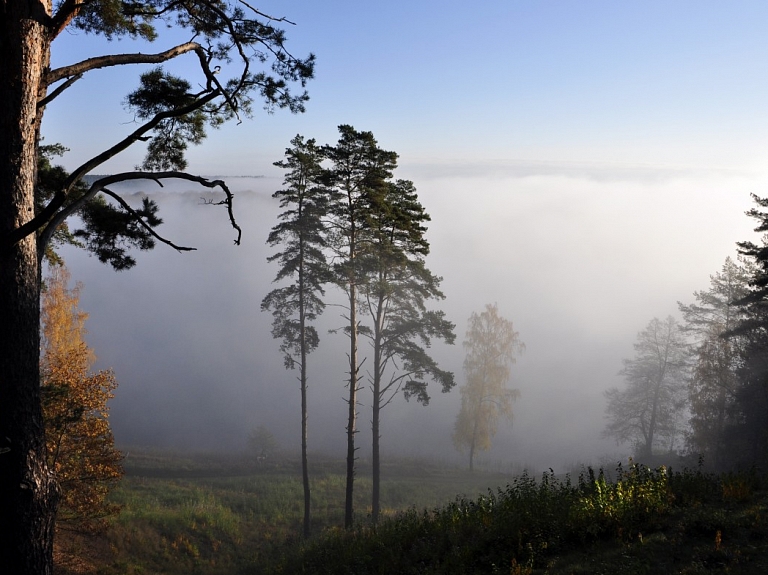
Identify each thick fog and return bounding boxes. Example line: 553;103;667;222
58;162;760;473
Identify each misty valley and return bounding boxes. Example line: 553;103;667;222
45;139;768;573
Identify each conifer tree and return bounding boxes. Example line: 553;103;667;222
679;256;751;467
726;194;768;466
361;178;455;524
262;135;328;538
323;125;397;528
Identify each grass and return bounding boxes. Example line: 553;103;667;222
54;451;768;575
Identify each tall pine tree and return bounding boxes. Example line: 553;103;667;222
323;125;397;528
262;135;329;538
361;178;455;523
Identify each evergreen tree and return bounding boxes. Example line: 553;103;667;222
1;3;313;570
361;178;455;523
323;125;397;528
453;304;523;471
726;194;768;466
679;256;751;467
262;135;329;538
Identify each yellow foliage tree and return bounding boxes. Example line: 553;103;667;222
453;304;524;471
41;264;123;531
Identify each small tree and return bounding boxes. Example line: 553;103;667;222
247;425;279;462
41;264;123;532
453;304;524;471
603;316;689;459
262;135;328;537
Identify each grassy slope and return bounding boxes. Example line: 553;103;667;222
54;451;768;575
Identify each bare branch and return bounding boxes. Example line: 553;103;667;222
98;188;195;253
46;43;201;85
37;171;242;259
238;1;297;26
38;73;83;109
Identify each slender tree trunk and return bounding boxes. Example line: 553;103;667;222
300;348;310;538
371;298;384;524
298;237;311;538
0;3;59;572
344;281;358;529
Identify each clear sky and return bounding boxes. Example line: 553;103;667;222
43;1;768;470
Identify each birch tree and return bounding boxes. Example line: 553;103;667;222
603;316;689;459
452;304;524;471
41;264;123;533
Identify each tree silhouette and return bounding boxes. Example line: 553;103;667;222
1;3;313;570
323;125;398;528
262;135;328;537
361;178;455;523
603;316;689;459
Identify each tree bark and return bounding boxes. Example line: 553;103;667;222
344;282;358;529
0;2;60;573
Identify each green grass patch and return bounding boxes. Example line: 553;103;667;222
76;452;768;575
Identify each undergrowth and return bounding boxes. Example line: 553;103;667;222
265;462;768;575
67;454;768;575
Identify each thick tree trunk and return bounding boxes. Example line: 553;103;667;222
0;3;59;573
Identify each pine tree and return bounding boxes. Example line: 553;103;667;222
726;194;768;466
262;135;329;538
323;126;398;528
361;178;455;523
679;256;751;467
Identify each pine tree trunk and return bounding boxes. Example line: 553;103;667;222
0;3;59;572
371;359;381;525
344;282;358;529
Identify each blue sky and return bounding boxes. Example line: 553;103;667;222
45;2;768;468
45;1;768;174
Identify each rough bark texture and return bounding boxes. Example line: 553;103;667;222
0;1;59;573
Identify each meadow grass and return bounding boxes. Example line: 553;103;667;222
70;451;768;575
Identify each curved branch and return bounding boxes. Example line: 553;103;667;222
38;171;242;259
6;90;218;249
98;188;195;253
47;42;201;85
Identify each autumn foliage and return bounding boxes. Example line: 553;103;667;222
41;264;123;531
